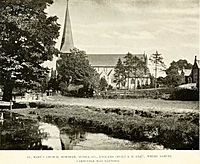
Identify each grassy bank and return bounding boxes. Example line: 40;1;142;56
13;101;199;150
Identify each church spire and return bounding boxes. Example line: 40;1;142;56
60;0;74;53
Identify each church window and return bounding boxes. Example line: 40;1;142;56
131;78;135;84
141;79;144;84
188;77;192;83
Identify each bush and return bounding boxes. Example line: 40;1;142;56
170;88;199;101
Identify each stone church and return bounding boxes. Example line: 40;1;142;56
87;53;151;89
58;0;151;90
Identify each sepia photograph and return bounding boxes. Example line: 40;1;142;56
0;0;199;163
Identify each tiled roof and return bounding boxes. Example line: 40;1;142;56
87;54;145;66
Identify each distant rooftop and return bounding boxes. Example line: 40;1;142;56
179;69;191;76
87;53;146;67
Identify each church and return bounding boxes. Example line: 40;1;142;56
87;53;151;89
58;0;151;90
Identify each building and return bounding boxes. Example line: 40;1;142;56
190;56;200;85
180;68;192;84
59;0;74;54
179;56;199;87
87;53;151;89
58;0;151;90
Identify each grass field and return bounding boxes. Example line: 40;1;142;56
44;96;199;112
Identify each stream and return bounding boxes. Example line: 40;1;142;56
0;111;165;150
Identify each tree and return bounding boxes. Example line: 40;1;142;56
131;55;147;89
165;62;183;87
57;48;100;94
169;60;192;70
124;53;147;89
99;77;108;91
149;51;165;88
47;68;59;92
157;76;166;87
0;0;60;101
114;58;125;89
164;59;192;87
123;53;132;89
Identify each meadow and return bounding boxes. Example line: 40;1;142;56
13;100;199;150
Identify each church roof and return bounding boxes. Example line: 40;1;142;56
60;0;74;53
87;54;146;67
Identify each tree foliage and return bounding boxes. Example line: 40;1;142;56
0;0;60;101
57;48;100;92
164;59;192;87
169;60;193;70
99;77;108;91
114;58;125;88
123;52;147;89
165;62;182;87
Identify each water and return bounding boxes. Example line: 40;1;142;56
0;111;165;150
0;111;53;150
39;122;62;150
61;132;164;150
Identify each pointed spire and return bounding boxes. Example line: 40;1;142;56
60;0;74;53
194;56;197;63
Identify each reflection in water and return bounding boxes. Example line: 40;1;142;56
0;111;52;150
60;125;87;150
59;126;165;150
39;122;62;150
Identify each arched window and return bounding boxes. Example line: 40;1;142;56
188;77;192;83
131;78;135;84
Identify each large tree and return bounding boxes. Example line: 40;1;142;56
124;53;146;89
165;59;192;87
169;60;193;70
114;58;125;89
99;77;108;91
57;48;100;93
0;0;60;101
165;64;183;87
123;53;133;89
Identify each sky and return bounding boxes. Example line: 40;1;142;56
45;0;199;72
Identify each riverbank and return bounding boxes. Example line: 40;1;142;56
13;101;199;150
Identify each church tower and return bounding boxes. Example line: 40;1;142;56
60;0;74;54
55;0;74;77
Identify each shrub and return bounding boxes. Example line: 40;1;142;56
170;88;199;101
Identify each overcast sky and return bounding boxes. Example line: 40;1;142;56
46;0;199;68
